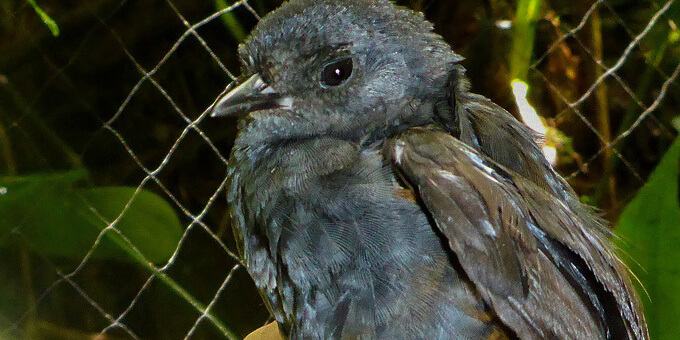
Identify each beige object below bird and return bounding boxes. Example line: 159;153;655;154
244;322;283;340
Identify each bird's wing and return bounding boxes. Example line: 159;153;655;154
386;126;647;340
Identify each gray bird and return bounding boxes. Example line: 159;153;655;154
211;0;648;339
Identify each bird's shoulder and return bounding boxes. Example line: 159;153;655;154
385;125;646;340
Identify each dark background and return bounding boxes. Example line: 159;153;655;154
1;0;678;339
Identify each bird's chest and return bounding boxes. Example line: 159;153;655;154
228;139;452;336
230;139;410;270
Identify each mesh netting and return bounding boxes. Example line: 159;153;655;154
0;0;678;338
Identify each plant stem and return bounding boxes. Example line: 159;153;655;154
510;0;542;82
25;0;59;36
589;6;615;209
215;0;247;42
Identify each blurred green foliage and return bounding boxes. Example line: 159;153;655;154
0;169;183;263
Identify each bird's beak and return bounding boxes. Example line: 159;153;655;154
210;73;282;118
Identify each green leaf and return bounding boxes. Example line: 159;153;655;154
615;137;680;340
0;170;183;264
0;171;236;337
25;0;60;37
77;186;184;264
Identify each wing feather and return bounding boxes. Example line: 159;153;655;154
387;126;647;339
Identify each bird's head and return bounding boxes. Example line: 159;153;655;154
212;0;463;145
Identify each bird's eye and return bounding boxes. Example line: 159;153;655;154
320;58;353;87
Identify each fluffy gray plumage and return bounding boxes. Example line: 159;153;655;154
211;0;648;339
